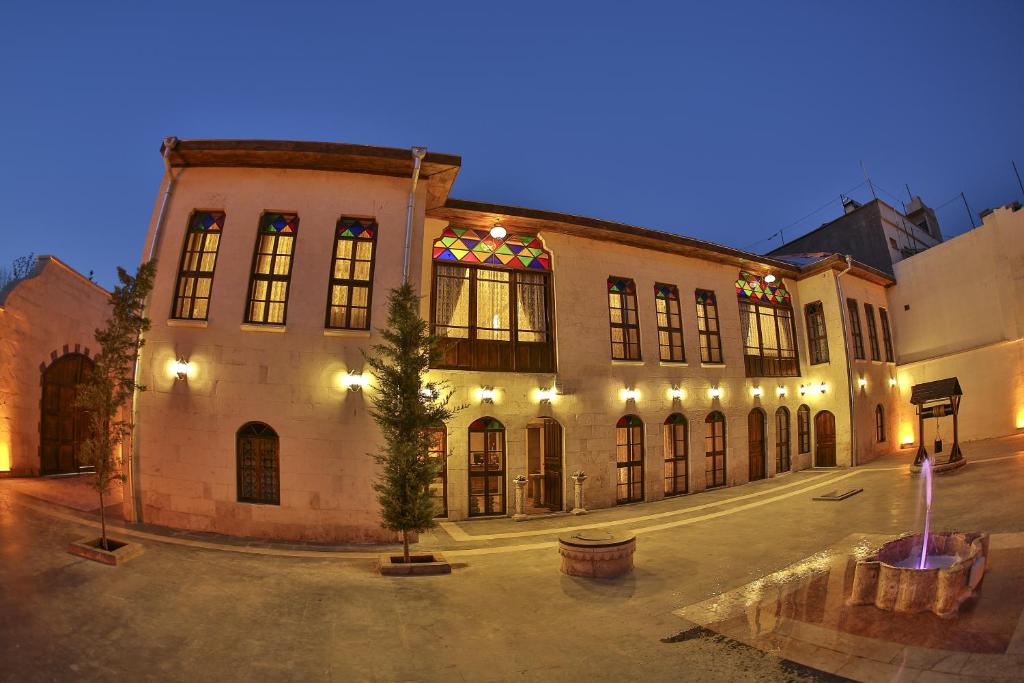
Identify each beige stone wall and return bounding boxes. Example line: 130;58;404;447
889;204;1024;444
135;166;426;542
0;258;110;475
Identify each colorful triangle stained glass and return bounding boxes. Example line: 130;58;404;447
261;213;299;234
431;227;551;271
735;270;791;306
190;211;225;232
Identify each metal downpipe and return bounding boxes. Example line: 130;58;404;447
402;147;427;284
833;255;857;467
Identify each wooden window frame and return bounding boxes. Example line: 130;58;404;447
875;405;886;443
879;307;895;362
608;277;642;361
704;411;727;488
739;300;800;377
244;213;299;325
171;210;225;321
468;418;506;517
775;407;791;473
430;263;555;373
804;301;829;365
655;283;685;363
846;298;865;360
428;426;448;518
864;303;881;361
797;404;811;454
663;414;688;496
695;289;723;364
236;422;280;506
325;218;377;330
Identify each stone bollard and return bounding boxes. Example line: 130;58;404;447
512;475;528;521
570;471;588;515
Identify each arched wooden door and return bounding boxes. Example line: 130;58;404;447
469;417;505;516
814;411;837;467
39;353;94;475
748;409;767;481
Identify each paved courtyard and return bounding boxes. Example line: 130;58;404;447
2;435;1024;682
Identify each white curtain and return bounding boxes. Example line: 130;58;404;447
435;265;469;337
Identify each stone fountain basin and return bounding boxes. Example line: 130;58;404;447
848;531;988;618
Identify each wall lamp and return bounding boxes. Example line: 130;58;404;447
170;359;192;381
536;387;557;403
799;384;807;396
858;377;867;389
489;222;507;239
420;385;437;400
621;388;640;402
341;372;369;392
889;377;897;387
818;382;828;394
479;386;497;404
669;385;684;400
763;273;777;283
777;386;787;398
751;386;763;398
709;386;722;399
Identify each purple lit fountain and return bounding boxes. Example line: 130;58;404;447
848;458;989;618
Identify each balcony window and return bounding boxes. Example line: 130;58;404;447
736;271;799;377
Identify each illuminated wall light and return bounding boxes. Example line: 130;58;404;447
818;382;828;394
799;384;807;396
169;358;192;381
621;388;640;402
668;386;684;400
478;386;497;404
1016;409;1024;429
489;223;507;239
341;372;370;392
857;377;867;389
751;386;763;398
763;273;776;283
709;386;722;399
536;387;557;403
419;386;437;399
777;386;787;397
889;378;897;387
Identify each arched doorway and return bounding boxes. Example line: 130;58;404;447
39;353;94;475
236;422;280;505
748;409;767;481
775;407;791;473
469;417;505;516
526;417;563;512
615;415;645;504
663;413;688;496
814;411;837;467
705;412;726;488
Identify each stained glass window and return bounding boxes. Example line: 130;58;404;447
879;307;895;362
246;213;299;325
846;298;865;360
735;271;792;305
864;303;881;361
172;211;225;320
326;218;377;330
469;417;505;516
695;289;723;364
736;272;798;377
236;422;279;505
609;277;641;360
805;301;829;365
433;226;550;270
663;413;688;496
655;283;685;362
615;415;644;503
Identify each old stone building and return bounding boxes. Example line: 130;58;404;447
125;138;901;542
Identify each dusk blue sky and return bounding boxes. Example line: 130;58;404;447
2;1;1022;289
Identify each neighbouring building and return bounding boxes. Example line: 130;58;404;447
769;196;943;276
123;138;900;542
0;256;110;476
889;202;1024;444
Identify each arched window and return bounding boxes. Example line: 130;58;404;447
663;413;688;496
427;426;447;517
237;422;279;505
40;353;94;475
875;405;886;443
797;405;811;454
775;407;791;473
616;415;645;504
736;271;798;377
468;417;505;516
705;412;727;488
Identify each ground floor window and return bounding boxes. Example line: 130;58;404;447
775;407;791;473
797;404;811;454
427;427;447;517
616;415;645;503
705;412;726;488
469;417;505;516
663;413;688;495
237;422;280;505
875;404;886;442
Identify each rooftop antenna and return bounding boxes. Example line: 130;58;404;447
905;183;913;202
1013;161;1024;200
860;160;877;200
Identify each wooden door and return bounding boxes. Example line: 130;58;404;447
542;418;562;511
40;354;93;475
748;409;766;481
814;411;837;467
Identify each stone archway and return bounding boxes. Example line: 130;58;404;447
39;353;94;475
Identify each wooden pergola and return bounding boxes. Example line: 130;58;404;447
910;377;963;466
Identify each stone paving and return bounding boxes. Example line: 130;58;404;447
1;434;1023;681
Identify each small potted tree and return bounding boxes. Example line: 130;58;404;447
67;262;155;566
365;282;459;575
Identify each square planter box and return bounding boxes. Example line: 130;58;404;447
377;553;451;576
67;537;144;566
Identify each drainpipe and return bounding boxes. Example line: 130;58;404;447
402;147;427;284
832;255;857;467
128;136;180;522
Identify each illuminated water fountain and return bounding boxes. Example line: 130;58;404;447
848;459;989;618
